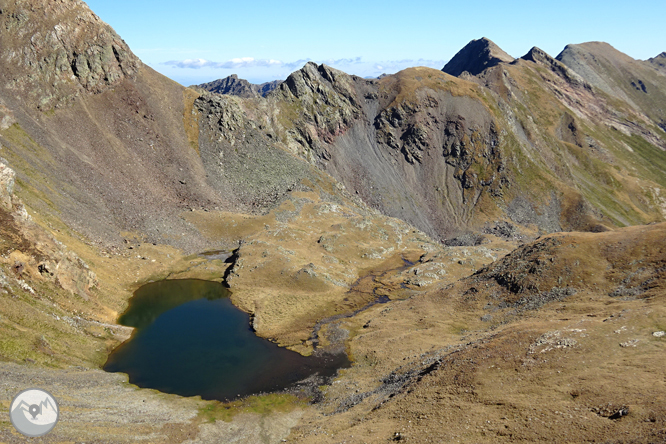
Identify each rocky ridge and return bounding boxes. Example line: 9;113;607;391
196;74;282;98
192;40;666;242
556;42;666;130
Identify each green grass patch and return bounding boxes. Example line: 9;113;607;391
276;100;302;131
449;322;469;335
198;393;306;423
621;133;666;188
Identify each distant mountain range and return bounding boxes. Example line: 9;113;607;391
195;75;282;98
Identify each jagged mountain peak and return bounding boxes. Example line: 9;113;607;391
519;46;587;87
442;37;514;77
521;46;553;63
280;62;359;101
196;74;257;98
196;74;282;98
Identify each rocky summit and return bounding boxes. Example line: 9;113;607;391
442;37;515;76
195;74;282;98
0;0;666;442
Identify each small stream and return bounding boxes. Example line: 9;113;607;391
310;255;417;349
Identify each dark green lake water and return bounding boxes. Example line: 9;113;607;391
104;279;349;401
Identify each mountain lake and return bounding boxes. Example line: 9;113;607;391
104;279;349;401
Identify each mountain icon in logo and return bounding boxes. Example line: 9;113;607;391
9;388;59;437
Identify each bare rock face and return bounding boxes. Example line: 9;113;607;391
372;80;506;200
0;0;140;109
197;75;259;98
0;160;15;211
270;62;365;161
257;79;282;96
442;37;514;77
279;62;362;127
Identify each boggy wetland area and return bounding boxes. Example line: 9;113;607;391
1;0;666;442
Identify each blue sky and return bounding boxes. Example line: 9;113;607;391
85;0;666;86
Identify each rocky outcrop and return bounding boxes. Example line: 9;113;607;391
0;160;15;211
520;47;588;88
256;80;282;96
269;62;366;161
0;0;140;109
442;37;514;77
0;161;97;299
196;75;282;98
197;75;258;98
648;52;666;73
373;91;505;199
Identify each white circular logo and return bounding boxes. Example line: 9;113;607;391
9;388;59;437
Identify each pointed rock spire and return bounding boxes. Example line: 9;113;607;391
442;37;514;77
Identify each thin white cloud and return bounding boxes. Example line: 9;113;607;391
322;56;363;65
165;58;211;68
164;57;312;70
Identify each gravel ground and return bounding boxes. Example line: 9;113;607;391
0;362;303;443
